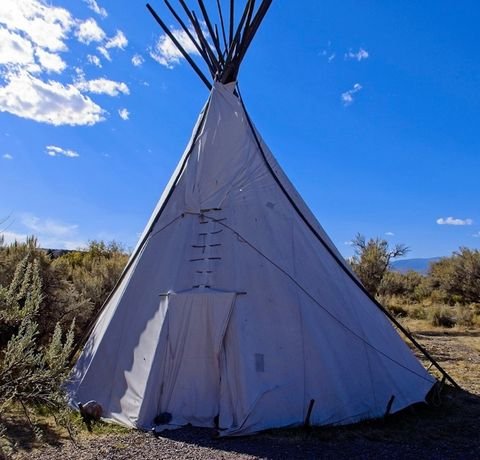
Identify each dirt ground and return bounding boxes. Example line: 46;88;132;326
5;323;480;460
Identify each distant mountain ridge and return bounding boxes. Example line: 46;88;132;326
391;257;442;274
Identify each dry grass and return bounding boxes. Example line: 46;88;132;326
401;318;480;395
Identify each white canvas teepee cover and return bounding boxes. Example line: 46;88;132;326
69;82;435;436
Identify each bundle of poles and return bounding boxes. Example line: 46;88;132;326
146;0;273;89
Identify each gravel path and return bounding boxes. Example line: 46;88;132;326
21;422;480;460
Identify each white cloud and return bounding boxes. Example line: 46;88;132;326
341;83;362;106
87;54;102;67
4;213;87;249
83;0;107;19
345;48;369;61
0;0;73;52
385;232;395;236
46;145;79;158
92;31;127;63
35;47;66;73
473;232;480;238
75;18;106;44
2;153;13;160
150;26;200;68
0;71;104;126
75;77;129;96
0;0;130;126
118;108;129;120
97;46;111;61
344;241;354;246
320;49;335;62
105;30;127;50
132;54;144;67
22;214;78;236
436;217;473;226
0;27;35;67
59;240;88;250
319;41;335;63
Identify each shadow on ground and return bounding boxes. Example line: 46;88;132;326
155;386;480;459
1;414;62;455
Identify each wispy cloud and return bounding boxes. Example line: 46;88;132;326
87;54;102;67
132;54;144;67
46;145;79;158
1;230;28;245
385;231;395;236
75;77;129;96
118;108;129;120
105;30;127;50
436;217;473;226
318;41;336;62
344;241;354;246
97;46;111;61
341;83;362;106
5;213;87;249
473;231;480;238
22;214;78;236
150;26;201;68
2;153;13;160
75;18;106;44
319;47;335;63
345;48;369;61
82;0;107;18
93;31;127;63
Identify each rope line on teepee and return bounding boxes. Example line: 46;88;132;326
194;213;435;385
235;86;460;390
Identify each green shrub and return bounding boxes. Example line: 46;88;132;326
387;303;408;318
0;254;76;442
430;306;456;328
455;304;474;327
408;304;428;320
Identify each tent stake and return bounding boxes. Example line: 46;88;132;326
304;399;315;427
384;395;395;418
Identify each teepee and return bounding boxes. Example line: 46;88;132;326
69;1;455;436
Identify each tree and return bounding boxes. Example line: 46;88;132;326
349;233;410;296
52;240;128;336
429;248;480;304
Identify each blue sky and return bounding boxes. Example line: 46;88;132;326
1;0;479;258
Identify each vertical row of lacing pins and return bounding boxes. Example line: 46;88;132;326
189;209;225;289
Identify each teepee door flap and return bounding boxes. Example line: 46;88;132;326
157;291;236;427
